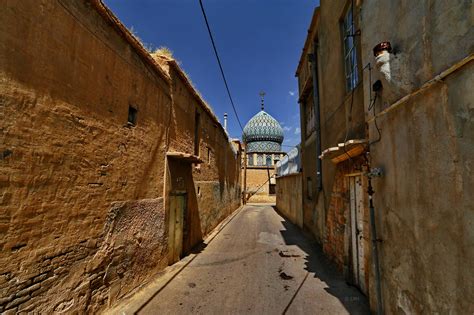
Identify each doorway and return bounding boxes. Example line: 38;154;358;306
169;191;187;263
348;174;367;294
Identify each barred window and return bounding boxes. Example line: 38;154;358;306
342;5;359;91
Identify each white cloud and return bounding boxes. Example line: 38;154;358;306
294;127;301;135
283;126;292;132
289;91;295;96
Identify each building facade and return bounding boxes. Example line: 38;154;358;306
0;1;241;313
359;1;473;313
242;100;285;203
287;0;474;313
295;0;370;297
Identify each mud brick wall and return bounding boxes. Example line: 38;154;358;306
0;0;241;313
322;157;368;273
166;57;241;246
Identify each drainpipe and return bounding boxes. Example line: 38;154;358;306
308;42;322;191
367;165;383;314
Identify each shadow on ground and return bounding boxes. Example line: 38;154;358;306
273;206;369;314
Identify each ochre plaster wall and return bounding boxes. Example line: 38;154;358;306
276;174;303;228
0;1;241;313
360;1;473;313
297;0;367;244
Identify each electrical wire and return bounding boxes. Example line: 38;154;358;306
198;0;245;133
244;144;299;201
369;93;382;145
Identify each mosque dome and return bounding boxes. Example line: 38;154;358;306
243;110;284;153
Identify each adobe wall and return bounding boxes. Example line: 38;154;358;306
275;174;303;228
0;0;241;313
360;1;473;313
322;157;369;281
163;60;241;244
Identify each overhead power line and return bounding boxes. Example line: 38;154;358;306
198;0;245;133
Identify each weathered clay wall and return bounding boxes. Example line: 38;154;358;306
297;0;367;243
0;0;241;313
163;59;241;247
293;0;373;307
322;157;369;277
360;0;473;313
276;174;303;228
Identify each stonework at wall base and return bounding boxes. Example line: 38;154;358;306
0;0;241;312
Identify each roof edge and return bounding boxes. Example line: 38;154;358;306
295;7;320;77
90;0;171;84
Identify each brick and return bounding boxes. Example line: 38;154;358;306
2;307;18;315
0;295;13;305
15;283;40;297
5;295;29;309
32;273;48;283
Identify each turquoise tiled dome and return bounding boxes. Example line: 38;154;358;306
243;110;284;153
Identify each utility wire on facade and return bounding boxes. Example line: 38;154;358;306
198;0;245;133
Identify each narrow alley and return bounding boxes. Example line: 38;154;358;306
2;1;472;313
131;204;368;314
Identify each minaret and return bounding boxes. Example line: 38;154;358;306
223;113;228;131
259;91;265;111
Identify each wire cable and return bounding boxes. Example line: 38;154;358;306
244;144;299;201
198;0;245;133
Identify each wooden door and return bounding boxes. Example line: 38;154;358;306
169;192;186;263
349;175;366;294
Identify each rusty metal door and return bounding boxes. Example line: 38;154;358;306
169;192;186;263
349;175;366;294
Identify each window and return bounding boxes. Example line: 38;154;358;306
257;154;263;166
248;154;254;166
266;155;272;166
304;94;315;138
269;183;276;195
128;106;137;126
207;147;211;165
342;4;359;91
307;177;313;200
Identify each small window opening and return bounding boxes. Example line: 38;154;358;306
307;177;313;200
194;111;201;156
266;155;272;166
207;147;211;165
128;106;137;126
269;183;276;195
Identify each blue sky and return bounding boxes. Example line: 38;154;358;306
103;0;318;150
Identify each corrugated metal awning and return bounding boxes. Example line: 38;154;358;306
319;139;367;164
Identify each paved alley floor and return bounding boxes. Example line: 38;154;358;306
137;204;369;315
